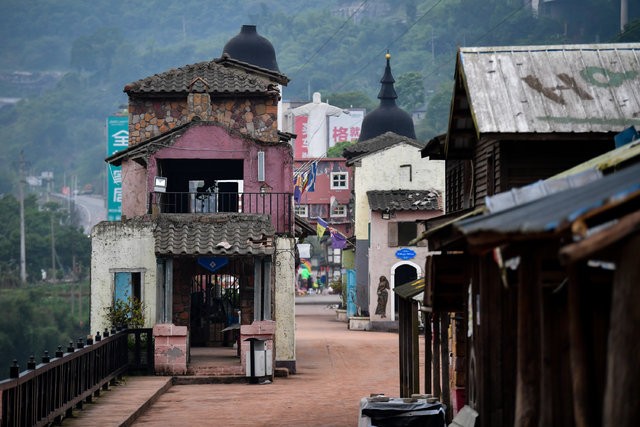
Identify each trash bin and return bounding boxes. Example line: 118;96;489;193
358;396;445;427
244;337;272;384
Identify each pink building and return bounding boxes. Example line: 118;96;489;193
91;25;301;378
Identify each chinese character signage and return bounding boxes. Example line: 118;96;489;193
294;115;309;159
328;109;365;147
106;116;128;221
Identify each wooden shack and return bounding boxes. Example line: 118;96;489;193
417;42;640;426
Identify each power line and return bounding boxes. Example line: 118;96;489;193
330;0;446;94
289;0;370;80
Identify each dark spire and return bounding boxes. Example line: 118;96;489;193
222;25;280;72
377;51;398;101
358;52;416;142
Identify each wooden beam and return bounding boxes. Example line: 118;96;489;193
441;314;452;422
567;265;593;427
560;209;640;264
433;312;442;400
424;312;432;394
603;234;640;426
514;249;541;427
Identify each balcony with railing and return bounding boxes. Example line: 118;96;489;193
148;191;293;235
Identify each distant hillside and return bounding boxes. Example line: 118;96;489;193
0;0;636;196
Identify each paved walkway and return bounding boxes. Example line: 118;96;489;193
62;300;424;426
61;377;172;426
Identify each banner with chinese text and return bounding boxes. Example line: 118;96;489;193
106;116;128;221
328;109;365;147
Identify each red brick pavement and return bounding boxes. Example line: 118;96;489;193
135;303;424;427
60;302;425;426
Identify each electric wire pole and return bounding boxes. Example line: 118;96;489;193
18;151;27;285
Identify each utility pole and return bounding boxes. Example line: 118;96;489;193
621;0;628;32
18;151;27;285
50;212;56;282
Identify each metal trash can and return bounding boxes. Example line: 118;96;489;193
244;337;272;384
358;396;446;427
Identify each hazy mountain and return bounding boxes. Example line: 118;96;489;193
0;0;636;196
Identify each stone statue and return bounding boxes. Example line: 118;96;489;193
291;92;348;157
375;275;390;318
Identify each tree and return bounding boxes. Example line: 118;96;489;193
396;71;425;114
327;140;356;158
0;195;90;286
325;91;376;112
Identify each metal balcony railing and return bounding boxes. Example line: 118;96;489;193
149;192;293;234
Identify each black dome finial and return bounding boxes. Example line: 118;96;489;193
378;50;397;101
358;52;416;142
222;25;280;72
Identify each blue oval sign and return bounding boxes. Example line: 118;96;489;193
395;248;416;260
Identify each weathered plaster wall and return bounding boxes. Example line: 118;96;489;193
122;124;293;216
128;93;280;146
121;159;148;218
90;220;157;334
353;145;444;239
274;236;296;372
368;210;441;320
351;144;445;314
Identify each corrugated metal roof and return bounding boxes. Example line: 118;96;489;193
485;169;603;213
367;189;441;212
455;161;640;247
393;278;425;300
153;213;275;256
459;43;640;134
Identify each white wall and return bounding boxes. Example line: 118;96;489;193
90;221;157;334
353;144;445;239
274;236;296;364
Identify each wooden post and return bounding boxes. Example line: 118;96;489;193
567;265;593;427
433;312;441;399
603;234;640;426
441;313;451;422
514;250;541;427
424;312;432;394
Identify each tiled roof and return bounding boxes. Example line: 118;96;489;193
343;131;424;164
367;189;441;212
123;57;287;96
153;213;275;256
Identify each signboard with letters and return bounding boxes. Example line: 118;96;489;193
106;116;128;221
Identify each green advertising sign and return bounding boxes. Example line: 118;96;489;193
106;116;128;221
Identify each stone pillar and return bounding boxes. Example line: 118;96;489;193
274;236;296;373
153;323;188;375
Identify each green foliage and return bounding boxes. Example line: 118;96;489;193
396;71;425;113
103;296;146;329
329;279;346;309
416;80;454;140
0;281;89;380
327;140;356;158
326;91;376;112
0;195;90;286
0;0;636;196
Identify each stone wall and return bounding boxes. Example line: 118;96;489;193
128;93;279;146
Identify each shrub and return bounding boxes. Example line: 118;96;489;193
104;296;146;329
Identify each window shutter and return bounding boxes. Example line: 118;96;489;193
388;222;398;247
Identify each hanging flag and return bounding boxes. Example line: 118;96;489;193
306;162;317;192
293;175;303;203
330;229;347;249
316;217;328;236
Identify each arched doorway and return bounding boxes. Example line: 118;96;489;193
391;262;419;320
